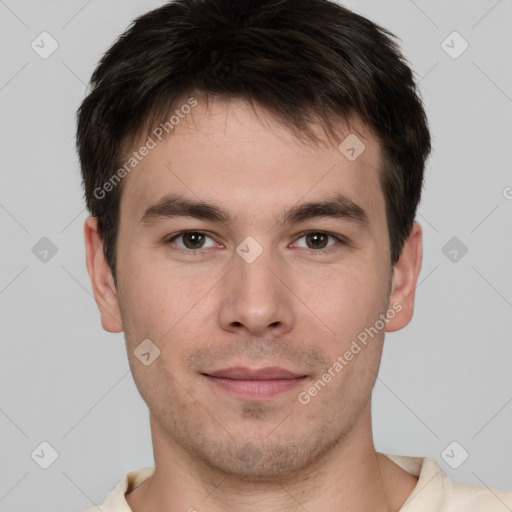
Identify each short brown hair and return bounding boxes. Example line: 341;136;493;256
76;0;431;284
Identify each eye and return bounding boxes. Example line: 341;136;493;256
164;231;218;252
292;231;345;253
164;230;347;255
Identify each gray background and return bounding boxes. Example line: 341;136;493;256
0;0;511;511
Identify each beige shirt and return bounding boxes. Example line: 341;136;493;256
82;453;512;511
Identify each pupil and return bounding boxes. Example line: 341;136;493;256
181;233;328;250
184;232;204;249
307;233;327;249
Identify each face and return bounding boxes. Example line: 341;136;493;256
85;97;422;482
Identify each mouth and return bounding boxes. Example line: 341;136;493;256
201;366;309;400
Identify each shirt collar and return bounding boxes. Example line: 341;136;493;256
104;454;446;511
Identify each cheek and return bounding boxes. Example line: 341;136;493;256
117;258;215;384
322;269;389;383
118;246;191;328
298;260;386;329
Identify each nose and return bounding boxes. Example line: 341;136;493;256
217;242;295;338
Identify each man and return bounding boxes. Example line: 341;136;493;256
77;0;512;510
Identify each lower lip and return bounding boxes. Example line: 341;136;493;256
203;375;307;399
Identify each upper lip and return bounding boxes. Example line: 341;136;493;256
204;366;306;380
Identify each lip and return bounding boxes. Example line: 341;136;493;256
205;366;305;380
202;366;308;400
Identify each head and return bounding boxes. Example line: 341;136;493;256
79;0;430;482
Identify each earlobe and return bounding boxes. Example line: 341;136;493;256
385;221;423;333
83;216;124;333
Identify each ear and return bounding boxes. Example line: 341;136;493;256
84;216;123;333
385;221;423;332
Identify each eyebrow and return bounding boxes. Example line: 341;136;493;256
139;193;370;229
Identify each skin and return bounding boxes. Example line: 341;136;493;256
84;97;423;512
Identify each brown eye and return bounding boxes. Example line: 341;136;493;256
294;231;342;252
304;232;330;249
181;232;205;249
165;231;217;252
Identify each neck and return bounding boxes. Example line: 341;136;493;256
126;403;417;512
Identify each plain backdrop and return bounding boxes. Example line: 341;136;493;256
0;1;511;511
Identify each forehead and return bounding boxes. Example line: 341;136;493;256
118;97;385;231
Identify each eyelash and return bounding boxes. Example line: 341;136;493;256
163;230;348;256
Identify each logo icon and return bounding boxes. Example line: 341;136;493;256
32;237;58;263
236;236;263;264
441;32;469;59
134;339;161;366
338;134;366;161
31;32;59;59
31;441;59;469
441;441;469;469
442;237;468;263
